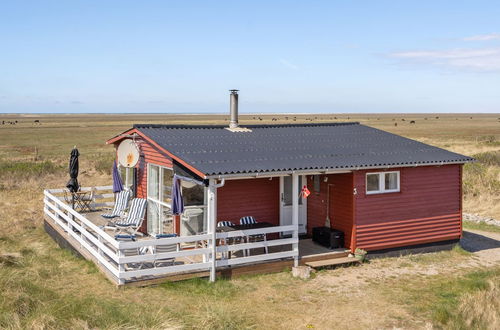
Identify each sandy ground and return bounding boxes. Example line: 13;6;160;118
310;229;500;293
460;229;500;265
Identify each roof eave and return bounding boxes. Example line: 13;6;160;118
106;128;140;145
205;159;474;179
133;128;208;179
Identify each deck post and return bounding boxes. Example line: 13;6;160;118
207;179;217;282
117;248;125;285
292;173;299;267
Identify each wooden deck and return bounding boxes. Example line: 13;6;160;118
44;215;350;286
81;209;348;259
57;209;350;260
43;187;354;287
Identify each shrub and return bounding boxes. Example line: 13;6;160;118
354;248;368;262
93;154;115;174
476;135;497;144
472;150;500;167
0;160;62;178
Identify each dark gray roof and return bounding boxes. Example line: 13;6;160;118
134;122;473;177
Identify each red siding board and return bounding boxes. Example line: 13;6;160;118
113;139;173;233
112;136;463;252
217;178;280;226
306;173;354;250
354;165;462;251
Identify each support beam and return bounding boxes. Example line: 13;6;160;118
207;179;217;282
291;173;299;267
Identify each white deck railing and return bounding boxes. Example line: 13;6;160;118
43;186;298;284
215;226;297;267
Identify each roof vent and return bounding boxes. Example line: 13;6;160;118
229;89;239;129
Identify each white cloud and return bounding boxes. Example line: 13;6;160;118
390;48;500;72
279;58;299;70
464;33;500;41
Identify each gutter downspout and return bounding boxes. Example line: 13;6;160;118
351;173;357;253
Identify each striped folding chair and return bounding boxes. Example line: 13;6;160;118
152;233;179;268
113;198;147;238
101;189;131;219
239;216;268;254
120;246;151;271
217;221;244;258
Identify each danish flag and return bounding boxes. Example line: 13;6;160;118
301;185;311;198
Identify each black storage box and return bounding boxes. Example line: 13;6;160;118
312;227;345;249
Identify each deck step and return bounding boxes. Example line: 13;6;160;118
300;251;350;263
305;257;360;269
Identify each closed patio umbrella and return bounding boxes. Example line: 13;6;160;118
65;147;79;211
66;147;80;193
112;160;124;193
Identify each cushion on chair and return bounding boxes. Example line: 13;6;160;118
217;221;234;227
239;216;257;225
155;233;178;239
115;234;136;241
115;222;134;227
101;213;119;219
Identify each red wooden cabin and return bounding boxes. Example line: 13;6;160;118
107;108;472;256
43;92;474;285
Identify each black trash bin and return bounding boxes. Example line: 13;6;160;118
329;229;345;249
312;227;345;249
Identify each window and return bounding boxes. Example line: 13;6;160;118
180;180;207;236
283;176;303;205
182;181;205;206
119;165;135;196
366;171;400;194
313;175;321;193
147;164;174;235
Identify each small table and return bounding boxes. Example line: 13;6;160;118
216;221;274;233
64;191;93;212
216;222;273;258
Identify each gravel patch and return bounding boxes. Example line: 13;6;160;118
463;213;500;227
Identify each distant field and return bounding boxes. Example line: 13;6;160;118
1;113;498;158
1;113;499;217
0;113;499;329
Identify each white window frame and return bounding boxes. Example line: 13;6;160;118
118;165;134;192
146;163;173;235
366;171;400;195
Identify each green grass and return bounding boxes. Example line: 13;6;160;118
0;279;172;329
472;150;500;166
0;113;498;329
429;270;492;326
384;267;500;329
93;153;116;174
405;244;470;265
463;221;500;233
161;277;239;298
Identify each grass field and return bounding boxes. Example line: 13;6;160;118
0;113;499;329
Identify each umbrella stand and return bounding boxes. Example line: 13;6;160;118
71;194;75;222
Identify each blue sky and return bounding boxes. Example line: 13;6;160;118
1;1;500;113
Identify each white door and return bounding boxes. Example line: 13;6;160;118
280;175;307;235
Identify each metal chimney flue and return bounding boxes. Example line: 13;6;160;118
229;89;239;128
